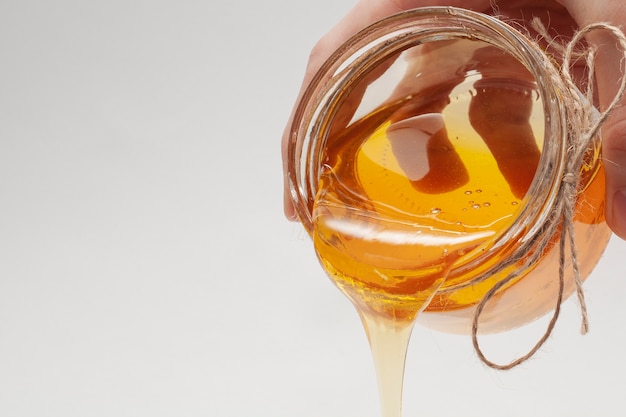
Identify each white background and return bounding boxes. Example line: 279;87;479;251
1;1;625;416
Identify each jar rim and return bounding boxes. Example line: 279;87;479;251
287;6;567;285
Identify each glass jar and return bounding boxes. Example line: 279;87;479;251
286;7;611;335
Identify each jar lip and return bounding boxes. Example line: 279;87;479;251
288;6;567;278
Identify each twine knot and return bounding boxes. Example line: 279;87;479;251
562;172;577;185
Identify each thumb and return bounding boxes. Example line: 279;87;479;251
561;1;626;239
602;110;626;241
590;20;626;240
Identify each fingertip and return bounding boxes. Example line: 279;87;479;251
603;120;626;240
283;190;298;222
607;189;626;241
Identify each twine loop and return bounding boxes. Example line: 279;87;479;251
471;19;626;370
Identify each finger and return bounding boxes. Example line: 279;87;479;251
300;0;493;106
559;1;626;239
282;0;493;220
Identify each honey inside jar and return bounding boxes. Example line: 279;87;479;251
311;38;605;323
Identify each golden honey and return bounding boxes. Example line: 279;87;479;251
311;60;608;325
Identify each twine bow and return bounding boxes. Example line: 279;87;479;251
471;20;626;370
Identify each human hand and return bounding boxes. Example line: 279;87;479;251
281;0;626;239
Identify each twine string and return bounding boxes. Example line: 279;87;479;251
471;20;626;370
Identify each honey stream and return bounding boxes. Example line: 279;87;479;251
311;61;545;416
